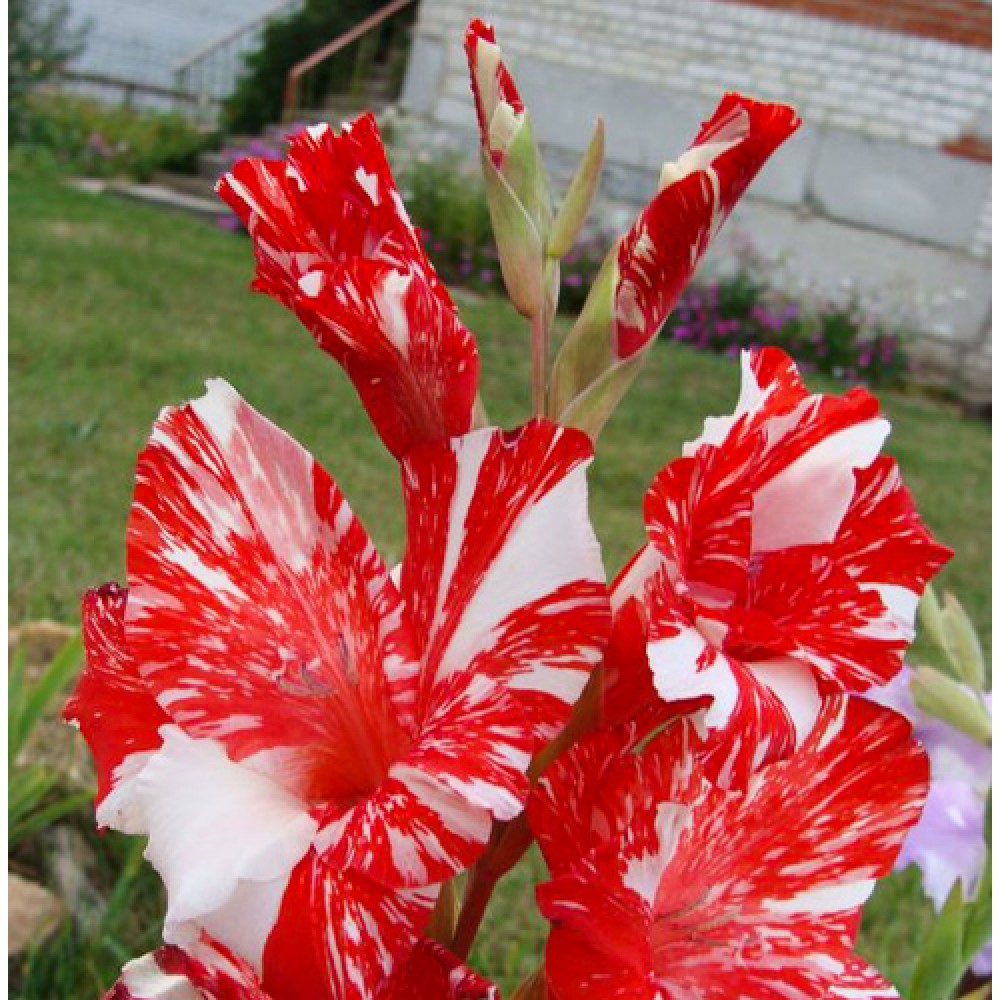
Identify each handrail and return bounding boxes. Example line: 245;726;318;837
173;0;300;77
282;0;416;115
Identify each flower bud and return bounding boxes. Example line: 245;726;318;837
912;666;992;745
940;592;985;691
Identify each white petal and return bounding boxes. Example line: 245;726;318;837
135;726;317;948
749;656;821;746
752;417;890;552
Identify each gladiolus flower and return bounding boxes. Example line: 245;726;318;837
67;380;609;998
217;114;479;458
530;697;929;999
608;348;950;784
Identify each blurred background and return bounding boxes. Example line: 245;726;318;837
8;0;992;996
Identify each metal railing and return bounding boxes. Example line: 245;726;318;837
282;0;416;117
173;0;302;118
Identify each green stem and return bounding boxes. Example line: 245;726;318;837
531;308;548;417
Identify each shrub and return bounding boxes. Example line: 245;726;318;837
9;0;87;142
223;0;390;136
664;274;910;387
12;93;216;181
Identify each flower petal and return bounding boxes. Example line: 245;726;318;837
465;19;525;163
126;379;418;804
131;726;317;966
106;938;272;1000
613;98;800;359
400;422;610;790
261;851;436;1000
292;258;479;457
63;583;169;831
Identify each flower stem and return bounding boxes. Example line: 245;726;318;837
531;308;548;417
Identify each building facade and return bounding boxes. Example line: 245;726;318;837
401;0;992;403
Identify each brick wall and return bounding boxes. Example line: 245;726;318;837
416;0;990;150
736;0;990;49
403;0;992;399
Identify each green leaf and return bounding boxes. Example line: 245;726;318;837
9;633;82;768
548;116;605;259
556;353;646;442
548;248;616;417
908;881;970;1000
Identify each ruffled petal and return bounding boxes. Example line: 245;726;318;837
105;937;272;1000
217;115;478;457
63;583;169;831
834;456;952;631
613;98;800;359
126;379;417;804
535;697;926;999
261;851;436;1000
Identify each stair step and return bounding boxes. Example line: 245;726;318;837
151;170;218;201
106;179;229;221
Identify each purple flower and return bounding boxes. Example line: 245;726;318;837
868;668;991;972
479;267;496;283
566;274;583;288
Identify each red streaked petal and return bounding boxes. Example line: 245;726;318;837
262;851;436;1000
106;938;272;1000
217;115;477;456
613;96;800;359
377;939;500;1000
292;259;479;458
535;697;925;999
63;583;169;829
401;421;610;757
126;380;418;804
835;456;952;626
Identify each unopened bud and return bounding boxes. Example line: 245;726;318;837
912;666;991;745
940;593;985;691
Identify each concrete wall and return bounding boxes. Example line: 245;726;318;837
401;0;992;404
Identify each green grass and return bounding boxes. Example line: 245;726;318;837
9;171;991;995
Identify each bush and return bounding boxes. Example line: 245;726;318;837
664;274;910;387
223;0;389;136
12;93;216;181
9;0;87;142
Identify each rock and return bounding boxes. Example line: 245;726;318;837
8;872;61;955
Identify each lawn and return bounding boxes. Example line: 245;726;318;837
9;170;992;995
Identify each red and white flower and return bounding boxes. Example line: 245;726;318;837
216;114;479;458
609;348;950;783
612;95;800;360
106;937;273;1000
67;380;609;998
465;18;527;168
530;697;929;1000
